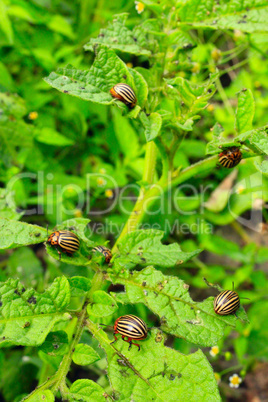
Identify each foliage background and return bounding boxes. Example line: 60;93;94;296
1;0;268;401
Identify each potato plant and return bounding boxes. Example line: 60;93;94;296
1;0;268;401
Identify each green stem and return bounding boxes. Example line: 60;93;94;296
24;271;105;401
51;270;105;398
219;364;243;376
155;138;169;181
112;141;158;252
219;59;249;77
113;155;218;251
50;310;86;394
22;377;58;400
143;141;157;185
169;155;217;189
215;78;235;117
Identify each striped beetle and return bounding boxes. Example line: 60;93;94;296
213;282;250;316
218;146;242;168
92;246;112;263
214;289;240;315
110;83;137;109
47;230;80;260
111;315;148;351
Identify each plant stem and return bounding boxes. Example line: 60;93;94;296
24;271;105;401
143;141;157;185
50;308;87;394
215;77;235;118
113;155;218;250
155;138;169;181
112;141;158;252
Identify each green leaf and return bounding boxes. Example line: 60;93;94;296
255;159;268;176
72;343;100;366
168;30;196;50
0;94;34;159
24;390;54;402
172;119;194;131
68;277;92;296
0;0;14;44
47;15;75;39
39;331;69;356
112;108;139;159
35;127;74;146
166;73;217;121
87;290;118;317
178;2;268;33
0;62;15;91
7;248;43;287
69;379;106;402
97;327;220;401
140;112;162;142
111;266;248;347
178;0;214;22
44;46;148;112
0;218;47;250
206;124;268;156
0;93;26;118
84;13;151;56
0;277;70;347
0;189;23;220
115;229;201;269
235;89;255;133
251;129;268;155
0;92;27;119
129;67;148;111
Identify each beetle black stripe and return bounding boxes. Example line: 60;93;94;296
93;246;106;252
218;148;242;169
123;315;147;332
117;315;147;338
219;156;230;167
116;89;134;103
59;243;79;252
59;235;79;242
115;84;135;98
60;239;79;248
114;84;136;103
58;232;80;252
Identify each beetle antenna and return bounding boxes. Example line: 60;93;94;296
240;297;250;300
99;323;113;329
232;281;235;291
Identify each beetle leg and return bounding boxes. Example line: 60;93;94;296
110;333;118;345
56;248;62;260
125;337;140;351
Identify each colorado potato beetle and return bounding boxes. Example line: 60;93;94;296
214;288;240;315
111;315;148;351
92;246;112;263
218;146;242;168
110;83;137;109
47;230;80;259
